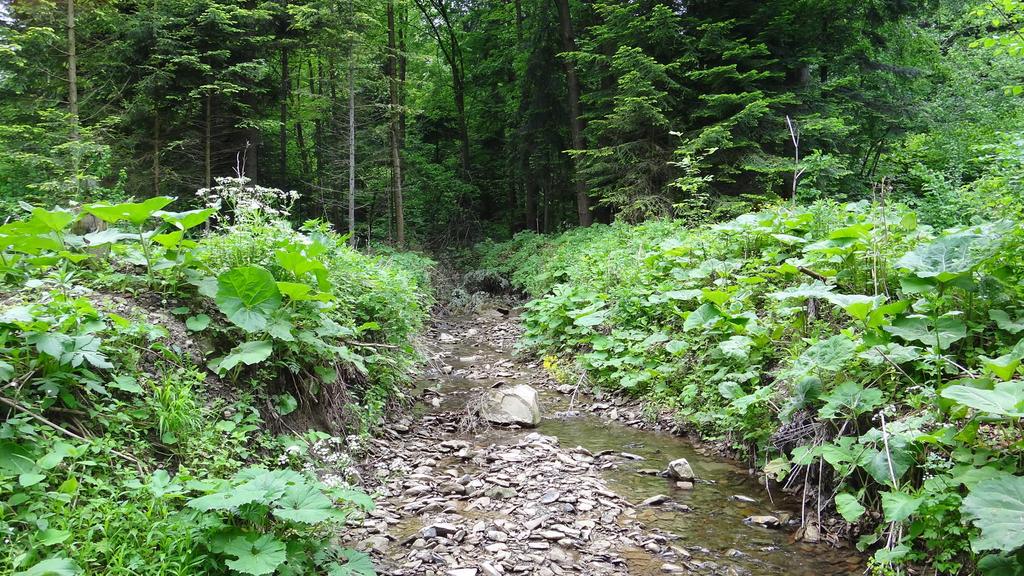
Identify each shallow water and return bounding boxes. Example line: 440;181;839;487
424;315;863;575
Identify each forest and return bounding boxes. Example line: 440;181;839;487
1;0;1024;575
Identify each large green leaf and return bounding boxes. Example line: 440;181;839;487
978;553;1024;576
683;303;722;331
223;534;287;575
795;335;857;373
896;227;1007;283
187;485;266;511
884;315;966;350
819;381;883;419
83;197;175;226
158;208;216;231
323;550;376;576
881;490;924;523
962;475;1024;552
835;493;866;522
215;267;282;332
272;483;334;524
13;558;80;576
990;310;1024;334
217;341;274;372
940;381;1024;418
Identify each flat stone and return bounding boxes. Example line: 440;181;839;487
640;494;671;507
744;515;781;528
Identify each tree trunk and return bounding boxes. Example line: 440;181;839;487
388;0;405;247
279;46;289;189
205;90;212;190
555;0;592;226
525;177;538;232
66;0;79;192
348;53;357;247
153;114;160;196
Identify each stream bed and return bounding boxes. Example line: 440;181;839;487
342;309;863;575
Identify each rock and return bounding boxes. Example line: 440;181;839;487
640;494;672;507
731;494;757;503
667;458;695;481
675;481;693;490
744;515;781;528
539;490;560;504
480;563;501;576
422;523;460;538
447;569;478;576
479;384;542;427
661;563;686;573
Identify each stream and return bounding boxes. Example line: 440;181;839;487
340;308;863;576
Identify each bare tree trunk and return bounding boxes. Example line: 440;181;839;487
555;0;592;226
348;53;356;247
388;0;405;247
153;114;160;196
205;90;212;190
67;0;79;192
525;177;538;232
279;46;289;189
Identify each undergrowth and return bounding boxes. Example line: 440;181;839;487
0;177;431;575
478;199;1024;575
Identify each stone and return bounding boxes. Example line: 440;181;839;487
640;494;671;507
675;481;693;490
479;384;542;427
480;563;501;576
744;515;781;528
661;563;686;573
667;458;695;481
731;494;757;503
447;569;478;576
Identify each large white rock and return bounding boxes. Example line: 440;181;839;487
479;384;541;427
667;457;695;481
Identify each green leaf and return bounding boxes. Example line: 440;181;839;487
962;475;1024;552
684;303;722;331
835;493;866;522
719;335;753;360
982;353;1022;381
159;208;216;231
109;375;144;394
978;553;1024;576
769;282;834;301
13;558;80;576
896;227;1007;283
718;381;744;399
795;335;857;373
187;485;266;511
881;490;924;523
272;483;334;524
885;315;966;350
940;381;1024;418
273;393;298;416
323;549;376;576
186;314;211;332
990;310;1024;334
223;533;287;575
819;381;883;419
30;208;76;233
276;281;315;301
84;197;175;226
36;528;71;546
0;441;38;474
19;472;46;486
215;267;282;332
218;341;274;372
